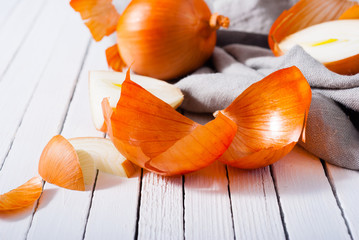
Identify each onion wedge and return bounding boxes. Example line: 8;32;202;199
102;70;237;176
217;66;312;169
39;135;135;191
89;71;184;131
269;0;359;75
0;176;42;211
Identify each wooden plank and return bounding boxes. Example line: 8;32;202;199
136;171;183;240
0;0;72;169
76;38;140;240
84;171;141;240
0;3;90;239
272;146;351;240
227;166;286;240
183;112;234;240
0;0;23;28
0;0;46;78
326;164;359;239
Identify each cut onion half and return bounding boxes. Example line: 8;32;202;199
0;176;43;211
269;0;359;75
89;71;184;131
39;135;135;191
218;66;312;169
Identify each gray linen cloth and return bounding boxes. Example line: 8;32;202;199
175;36;359;170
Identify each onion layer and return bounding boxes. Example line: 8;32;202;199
102;70;237;176
218;66;312;169
0;176;43;211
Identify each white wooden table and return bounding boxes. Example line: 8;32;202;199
1;1;359;239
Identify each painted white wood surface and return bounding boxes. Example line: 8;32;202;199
137;171;183;240
183;113;234;240
0;0;70;169
26;32;96;240
0;0;46;77
0;1;85;239
272;146;351;240
228;166;286;240
326;164;359;240
0;0;22;28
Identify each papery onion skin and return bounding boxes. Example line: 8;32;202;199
116;0;228;80
0;176;43;211
102;70;237;176
70;0;120;41
38;135;85;191
219;66;311;169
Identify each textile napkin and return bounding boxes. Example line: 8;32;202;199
175;31;359;170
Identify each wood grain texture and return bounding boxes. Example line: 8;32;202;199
0;0;70;169
228;166;285;240
0;0;46;78
137;171;183;240
183;112;234;240
184;160;234;240
326;164;359;239
272;146;351;240
0;2;89;239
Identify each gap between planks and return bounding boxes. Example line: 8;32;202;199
25;39;92;238
321;160;354;240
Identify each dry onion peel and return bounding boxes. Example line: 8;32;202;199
89;70;184;131
39;135;135;191
0;176;43;211
39;135;85;191
218;66;312;169
269;0;359;75
70;0;120;41
339;5;359;19
102;70;237;176
71;0;230;80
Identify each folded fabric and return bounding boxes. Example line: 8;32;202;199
175;34;359;170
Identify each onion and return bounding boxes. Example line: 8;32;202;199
102;70;237;176
70;0;229;80
269;0;359;75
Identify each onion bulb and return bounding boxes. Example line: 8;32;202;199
70;0;230;80
269;0;359;75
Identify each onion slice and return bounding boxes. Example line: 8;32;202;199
39;135;85;191
218;66;312;169
102;70;237;176
0;176;43;211
70;0;120;41
39;135;136;191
